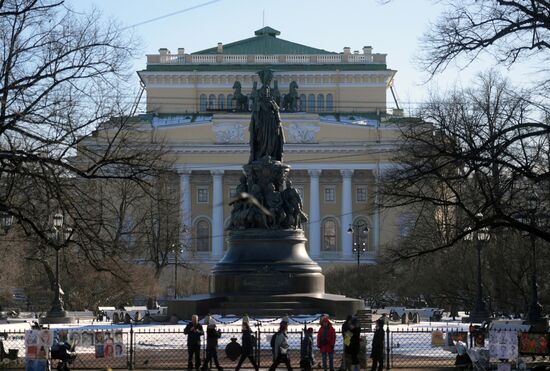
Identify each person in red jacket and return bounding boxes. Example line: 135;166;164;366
317;315;336;371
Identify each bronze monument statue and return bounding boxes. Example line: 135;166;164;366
232;81;249;111
248;69;285;163
168;69;363;319
282;81;299;112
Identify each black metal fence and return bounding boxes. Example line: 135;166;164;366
0;325;500;370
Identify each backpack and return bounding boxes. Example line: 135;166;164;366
270;332;277;348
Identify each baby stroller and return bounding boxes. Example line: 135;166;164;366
50;341;76;371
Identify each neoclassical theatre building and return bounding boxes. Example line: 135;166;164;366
133;27;408;265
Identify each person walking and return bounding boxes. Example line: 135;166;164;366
370;319;385;371
268;321;293;371
347;317;361;371
300;327;314;371
202;317;223;371
341;315;352;371
184;314;204;371
235;322;259;371
317;315;336;371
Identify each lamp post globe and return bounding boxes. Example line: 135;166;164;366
348;223;369;269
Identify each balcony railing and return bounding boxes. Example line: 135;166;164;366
147;53;386;65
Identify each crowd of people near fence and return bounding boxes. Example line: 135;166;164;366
180;313;385;371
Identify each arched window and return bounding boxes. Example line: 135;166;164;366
308;94;315;112
218;94;225;110
299;94;306;111
227;94;234;110
353;218;370;252
199;94;207;112
326;94;334;111
317;94;325;112
208;94;216;110
195;219;211;252
322;218;338;251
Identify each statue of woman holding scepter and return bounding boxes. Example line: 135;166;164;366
248;68;285;163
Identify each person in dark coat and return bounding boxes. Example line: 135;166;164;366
300;327;314;371
341;315;352;371
184;314;204;370
370;319;385;371
235;322;259;371
202;318;223;371
346;318;361;371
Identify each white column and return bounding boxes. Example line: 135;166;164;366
179;171;192;250
341;169;354;258
211;170;224;258
308;169;321;258
373;169;380;255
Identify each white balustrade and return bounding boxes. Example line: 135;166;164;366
317;55;342;63
348;55;367;63
223;55;248;63
153;53;379;65
191;55;217;64
285;55;310;63
255;55;279;64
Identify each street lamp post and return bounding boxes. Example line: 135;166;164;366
171;242;188;299
42;212;74;324
463;213;491;323
347;223;369;269
526;193;544;327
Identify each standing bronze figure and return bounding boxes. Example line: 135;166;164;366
248;68;285;163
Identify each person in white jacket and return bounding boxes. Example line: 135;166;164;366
268;321;293;371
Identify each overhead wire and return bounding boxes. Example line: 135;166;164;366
119;0;223;31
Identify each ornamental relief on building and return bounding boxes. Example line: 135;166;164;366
212;123;246;143
286;123;320;143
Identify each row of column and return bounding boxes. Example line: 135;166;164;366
179;169;380;260
307;169;380;259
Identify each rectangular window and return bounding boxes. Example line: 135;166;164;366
356;186;367;203
229;186;238;199
324;186;335;203
197;187;209;203
399;213;416;238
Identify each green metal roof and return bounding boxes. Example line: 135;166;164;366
192;27;336;55
144;63;388;72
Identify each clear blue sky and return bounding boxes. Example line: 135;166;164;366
69;0;531;113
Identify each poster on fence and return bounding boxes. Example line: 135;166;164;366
489;330;518;360
80;331;95;347
94;331;124;359
431;330;445;346
518;332;549;355
25;329;53;360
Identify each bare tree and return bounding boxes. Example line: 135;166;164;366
0;0;168;279
420;0;550;78
0;0;168;256
382;72;550;257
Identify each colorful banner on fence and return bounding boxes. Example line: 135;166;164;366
518;332;549;355
489;330;518;360
94;331;124;359
25;330;53;360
